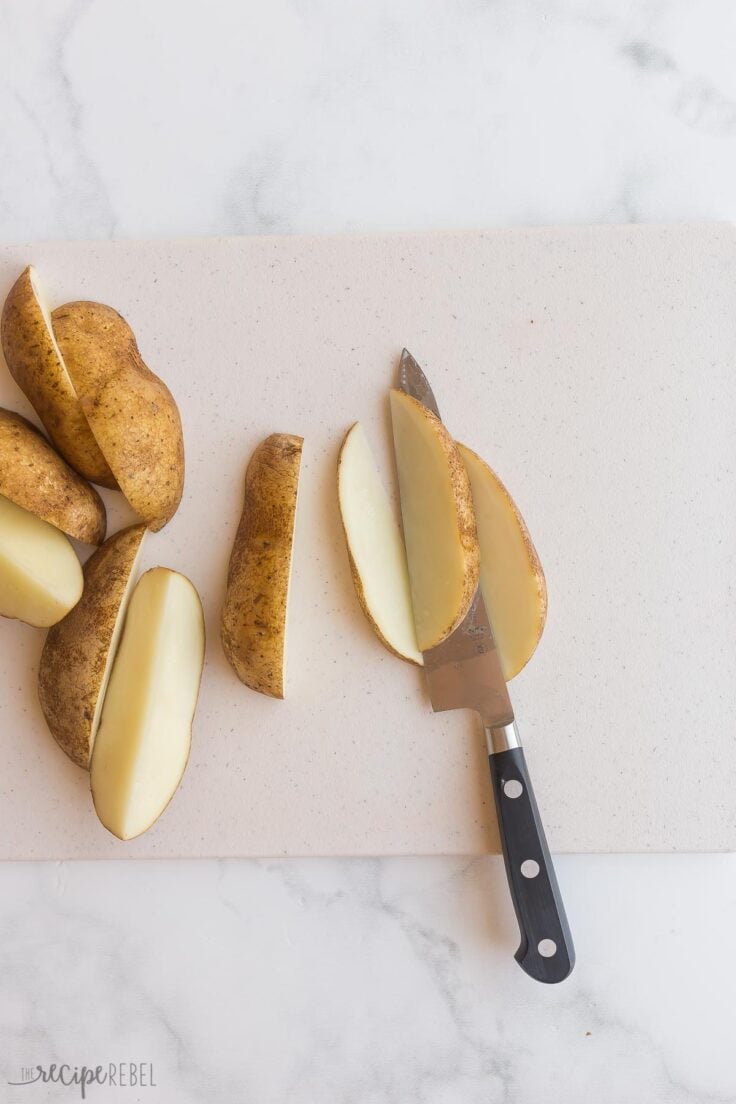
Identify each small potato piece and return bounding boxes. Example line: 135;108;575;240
458;444;547;680
221;433;303;698
337;422;422;664
0;407;106;545
1;266;116;486
389;389;479;651
0;493;83;627
90;567;206;841
52;301;185;531
38;524;147;769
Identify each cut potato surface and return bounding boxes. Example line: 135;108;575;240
90;568;205;841
38;525;147;769
0;493;82;627
1;267;116;487
52;301;185;531
0;407;106;545
458;445;547;680
389;390;479;651
221;433;303;698
338;423;422;664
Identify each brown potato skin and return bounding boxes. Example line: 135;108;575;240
1;267;117;487
457;442;547;680
0;407;106;544
52;301;185;531
221;433;303;698
390;390;480;649
38;524;146;769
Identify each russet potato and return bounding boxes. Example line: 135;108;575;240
389;389;479;651
337;422;422;664
0;493;83;627
221;433;303;698
458;444;547;680
51;301;185;531
0;407;106;545
1;266;116;486
90;567;205;841
38;524;147;769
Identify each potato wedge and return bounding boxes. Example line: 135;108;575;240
389;389;479;651
338;423;422;664
0;493;83;627
90;567;205;841
0;408;106;545
38;524;147;769
457;445;547;680
1;266;116;487
221;433;303;698
51;301;185;531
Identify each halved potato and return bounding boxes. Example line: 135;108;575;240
0;407;106;545
0;493;83;627
458;445;547;680
38;524;147;769
1;266;116;486
90;567;205;841
52;301;185;531
338;423;422;664
389;389;479;651
221;433;303;698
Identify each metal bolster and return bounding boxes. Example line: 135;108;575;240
485;721;521;755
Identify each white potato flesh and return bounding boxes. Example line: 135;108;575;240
0;493;82;627
458;444;547;680
90;567;205;841
338;423;422;664
389;390;478;651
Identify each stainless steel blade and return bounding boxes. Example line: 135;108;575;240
397;349;514;729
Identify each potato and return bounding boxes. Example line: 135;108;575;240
458;444;547;680
38;524;147;769
389;389;479;651
0;407;106;545
337;422;422;664
90;567;205;841
51;301;185;531
0;493;83;627
221;433;303;697
1;266;116;487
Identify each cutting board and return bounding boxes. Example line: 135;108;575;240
1;224;734;859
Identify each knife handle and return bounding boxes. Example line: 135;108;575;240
486;728;575;984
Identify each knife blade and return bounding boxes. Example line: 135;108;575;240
397;348;575;984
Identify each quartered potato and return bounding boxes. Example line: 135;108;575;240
389;389;479;652
0;407;106;545
38;525;147;769
337;422;422;665
458;444;547;680
221;433;303;698
0;493;83;628
1;266;116;486
52;301;185;531
90;567;205;841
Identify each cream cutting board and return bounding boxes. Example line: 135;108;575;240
1;224;734;859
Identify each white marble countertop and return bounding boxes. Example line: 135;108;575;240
1;3;735;1101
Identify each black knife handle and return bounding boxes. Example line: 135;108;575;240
487;744;575;983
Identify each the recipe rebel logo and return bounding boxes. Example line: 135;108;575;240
8;1062;156;1098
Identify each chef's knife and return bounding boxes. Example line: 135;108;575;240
397;349;575;984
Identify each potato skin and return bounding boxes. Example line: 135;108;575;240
1;266;117;487
52;301;185;531
221;433;303;698
0;407;106;545
38;524;146;768
389;390;480;649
